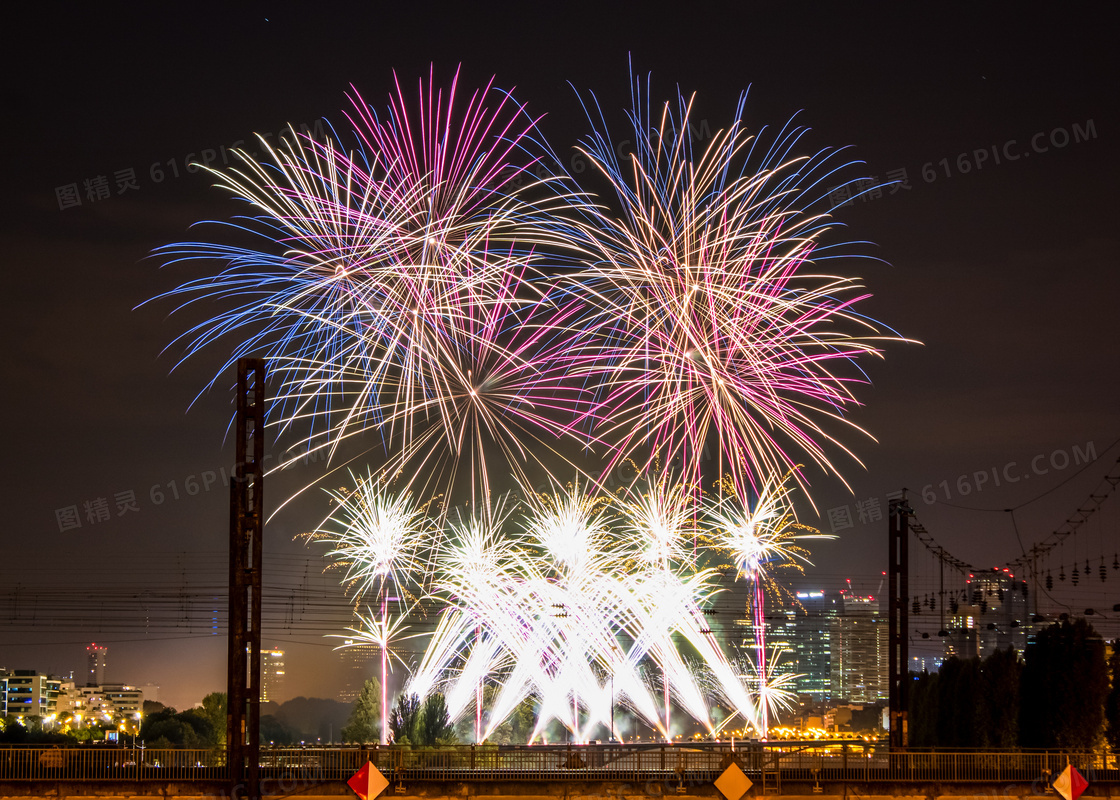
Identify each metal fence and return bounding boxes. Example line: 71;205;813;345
383;743;729;782
0;744;1115;784
0;746;223;781
741;746;1117;783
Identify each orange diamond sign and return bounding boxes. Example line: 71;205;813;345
715;762;753;800
1053;764;1088;800
348;760;390;800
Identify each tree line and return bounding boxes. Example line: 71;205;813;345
340;678;538;745
910;619;1120;751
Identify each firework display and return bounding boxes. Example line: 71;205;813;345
155;68;896;741
151;68;592;506
566;80;890;502
315;476;815;740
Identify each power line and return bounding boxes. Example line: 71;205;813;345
1007;456;1120;572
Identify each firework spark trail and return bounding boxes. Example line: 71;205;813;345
332;606;421;743
331;607;418;674
707;650;800;736
475;535;664;739
615;474;698;570
630;570;721;732
304;471;437;742
313;270;601;509
706;476;833;735
152;70;899;513
305;471;431;596
315;473;819;741
563;76;897;507
307;457;825;743
151;68;597;513
515;483;671;738
706;476;831;590
392;478;833;741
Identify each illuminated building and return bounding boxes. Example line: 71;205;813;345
0;670;61;717
98;684;144;715
830;593;887;702
943;626;979;659
338;640;379;702
736;589;887;703
946;568;1029;658
56;681;144;722
787;591;841;699
260;648;285;703
737;590;840;701
54;680;84;716
86;643;107;686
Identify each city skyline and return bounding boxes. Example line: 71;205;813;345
0;571;1055;718
1;528;1115;713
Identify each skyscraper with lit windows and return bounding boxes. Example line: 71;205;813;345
338;641;378;702
830;593;887;702
86;643;107;686
736;590;840;701
260;648;285;702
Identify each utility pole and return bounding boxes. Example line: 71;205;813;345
228;359;265;799
887;492;909;751
937;555;948;637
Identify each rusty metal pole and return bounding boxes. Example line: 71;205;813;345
227;358;265;799
888;492;909;751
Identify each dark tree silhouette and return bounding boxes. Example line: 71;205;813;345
935;656;984;747
389;693;422;745
908;670;938;747
981;647;1021;748
418;693;456;745
1020;618;1107;750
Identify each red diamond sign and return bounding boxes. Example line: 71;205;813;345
348;760;390;800
1053;764;1089;800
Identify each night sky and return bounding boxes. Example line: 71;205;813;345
4;3;1118;711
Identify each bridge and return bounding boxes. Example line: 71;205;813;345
1;743;1115;799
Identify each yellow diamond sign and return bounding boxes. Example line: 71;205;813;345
715;762;753;800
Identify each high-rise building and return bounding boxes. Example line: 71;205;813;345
260;648;285;703
830;593;887;702
338;640;379;703
86;643;107;686
944;568;1029;659
737;590;840;701
787;591;841;699
943;626;979;660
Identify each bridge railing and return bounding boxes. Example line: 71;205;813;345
385;743;730;781
0;744;1114;784
736;746;1116;783
0;746;222;781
